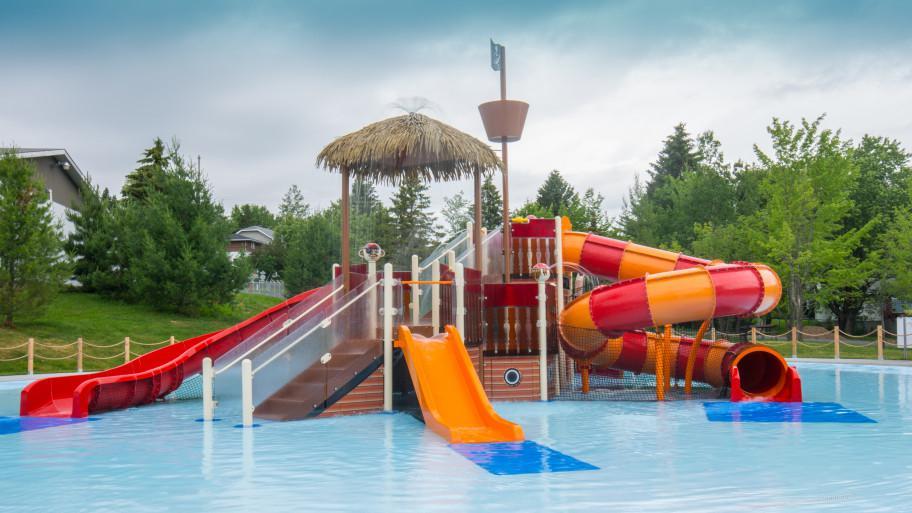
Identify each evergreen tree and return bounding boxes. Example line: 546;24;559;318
279;185;309;220
388;176;441;265
280;209;340;293
351;178;381;216
119;149;248;312
441;190;472;237
122;137;169;201
647;123;699;194
535;170;578;216
0;151;69;326
230;204;276;230
481;175;502;230
65;179;126;294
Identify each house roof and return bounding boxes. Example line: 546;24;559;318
231;225;275;244
0;147;87;191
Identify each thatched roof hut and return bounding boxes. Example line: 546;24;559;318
317;112;501;290
316;112;502;183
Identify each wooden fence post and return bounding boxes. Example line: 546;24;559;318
710;326;716;341
834;328;840;360
877;325;884;360
124;337;131;363
77;337;84;372
169;335;175;345
751;326;757;344
27;338;34;375
791;327;798;358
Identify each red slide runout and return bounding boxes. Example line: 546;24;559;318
20;287;322;418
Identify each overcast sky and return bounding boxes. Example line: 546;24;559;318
2;0;910;219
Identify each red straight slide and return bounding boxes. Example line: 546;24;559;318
20;287;322;418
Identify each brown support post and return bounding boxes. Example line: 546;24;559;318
124;337;131;364
474;170;483;273
751;326;757;344
500;47;511;283
341;167;351;292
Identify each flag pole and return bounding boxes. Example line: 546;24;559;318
499;46;511;284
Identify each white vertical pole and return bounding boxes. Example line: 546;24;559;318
202;357;214;421
383;263;394;412
480;227;488;276
466;220;474;246
554;217;565;395
241;359;254;427
431;259;440;333
537;278;548;401
410;255;419;325
367;260;378;337
447;249;456;270
332;263;340;280
455;263;465;339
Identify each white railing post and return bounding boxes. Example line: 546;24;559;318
455;263;465;339
536;272;548;401
447;249;456;270
553;217;565;394
431;259;441;333
241;359;254;427
466;220;474;246
480;227;488;276
383;263;394;412
77;337;84;373
410;255;420;325
124;337;131;363
202;357;214;421
367;259;378;337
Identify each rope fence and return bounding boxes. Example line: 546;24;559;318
0;335;178;375
657;323;911;362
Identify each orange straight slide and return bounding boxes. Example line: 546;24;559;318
395;325;524;444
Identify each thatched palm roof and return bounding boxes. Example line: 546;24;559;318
316;112;502;184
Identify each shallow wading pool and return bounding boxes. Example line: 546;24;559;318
0;363;910;512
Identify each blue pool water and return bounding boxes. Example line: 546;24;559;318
1;362;911;512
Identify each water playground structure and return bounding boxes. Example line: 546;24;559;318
18;43;802;447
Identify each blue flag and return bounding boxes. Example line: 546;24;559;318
490;39;504;71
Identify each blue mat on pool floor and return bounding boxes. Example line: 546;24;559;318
703;402;875;423
0;416;99;435
451;441;598;475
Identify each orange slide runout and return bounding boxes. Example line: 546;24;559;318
395;325;524;444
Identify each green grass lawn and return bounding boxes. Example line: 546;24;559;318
0;291;282;375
